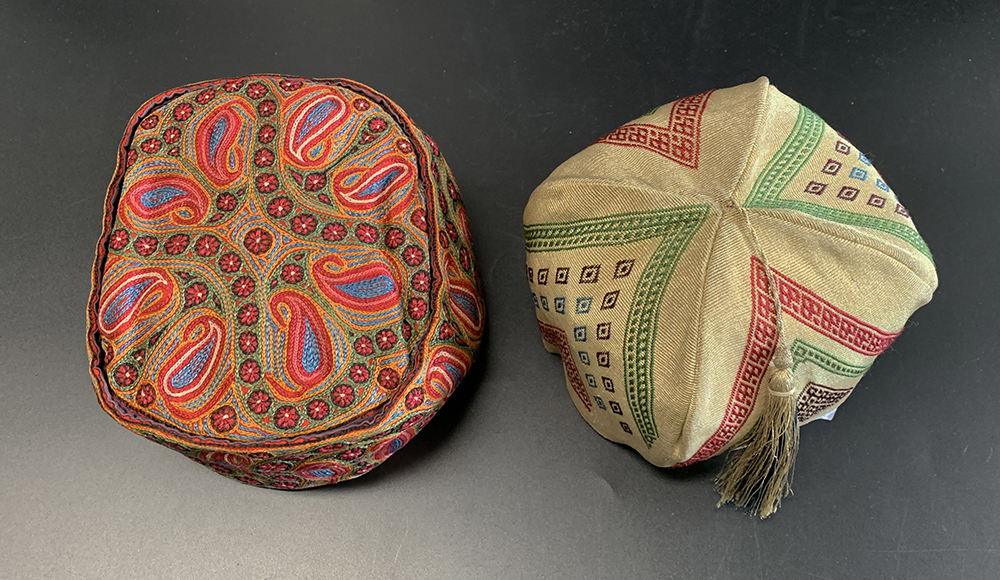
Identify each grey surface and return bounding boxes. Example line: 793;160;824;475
1;1;998;578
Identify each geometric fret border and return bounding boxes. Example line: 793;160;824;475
537;320;592;413
595;91;714;170
677;256;901;466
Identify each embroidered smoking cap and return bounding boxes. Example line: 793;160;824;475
88;75;484;489
523;77;937;516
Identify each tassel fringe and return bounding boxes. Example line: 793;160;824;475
715;344;800;519
717;200;803;518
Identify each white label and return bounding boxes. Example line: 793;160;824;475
816;408;837;422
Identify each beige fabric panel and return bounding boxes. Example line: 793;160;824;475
526;77;769;220
525;183;719;463
735;84;937;288
685;209;936;464
641;209;720;464
677;211;758;464
751;212;935;330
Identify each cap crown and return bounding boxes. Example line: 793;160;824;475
524;77;935;466
89;76;483;488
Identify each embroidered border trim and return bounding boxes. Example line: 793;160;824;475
526;205;711;447
524;206;709;253
595;90;714;169
743;104;932;261
774;268;900;356
797;382;854;422
790;339;872;377
677;257;900;466
538;321;592;412
622;213;709;447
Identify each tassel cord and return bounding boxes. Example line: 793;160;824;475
715;199;801;519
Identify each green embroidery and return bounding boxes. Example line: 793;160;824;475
745;105;825;207
790;339;871;377
525;206;709;253
525;205;711;448
744;105;932;261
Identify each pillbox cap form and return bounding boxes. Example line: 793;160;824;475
88;75;484;489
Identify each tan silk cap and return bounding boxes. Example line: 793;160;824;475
523;77;936;515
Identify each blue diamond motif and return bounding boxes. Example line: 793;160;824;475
849;167;868;181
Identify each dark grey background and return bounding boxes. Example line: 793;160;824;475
1;1;997;578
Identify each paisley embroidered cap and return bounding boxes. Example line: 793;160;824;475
523;77;937;516
88;76;484;489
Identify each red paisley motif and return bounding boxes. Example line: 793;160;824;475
267;290;335;398
122;172;211;228
156;313;230;420
332;155;415;214
445;254;484;340
98;267;175;340
281;87;349;168
425;345;471;401
194;99;254;187
311;254;403;313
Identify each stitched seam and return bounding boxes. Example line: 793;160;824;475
677;79;772;463
534;175;722;208
727;79;773;208
749;209;936;294
672;212;722;465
